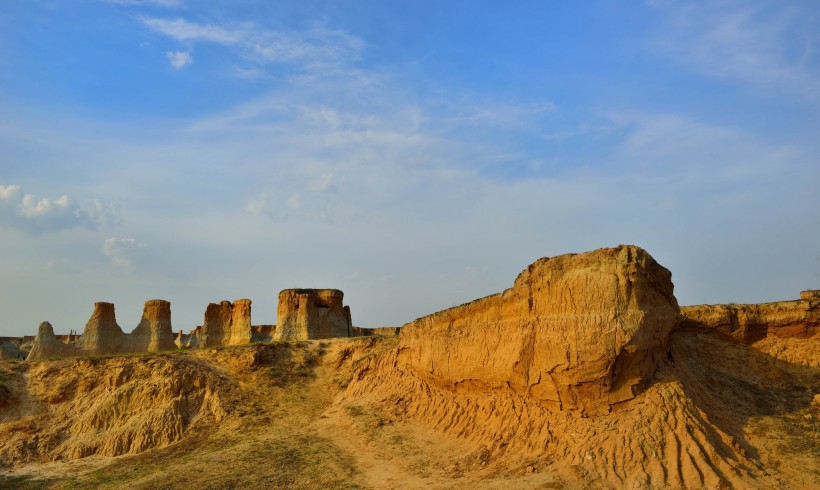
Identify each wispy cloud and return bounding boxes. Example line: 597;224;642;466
0;185;120;234
649;0;820;99
142;17;244;44
140;16;365;76
166;50;192;69
101;237;147;271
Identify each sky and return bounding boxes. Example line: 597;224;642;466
1;0;818;336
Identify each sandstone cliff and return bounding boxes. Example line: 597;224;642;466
26;322;74;361
335;246;818;487
394;245;678;415
76;303;126;356
200;300;253;347
229;299;253;345
681;290;819;367
275;289;352;341
127;300;176;353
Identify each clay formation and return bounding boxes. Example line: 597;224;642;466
275;289;352;341
75;302;126;356
681;290;819;367
128;300;176;352
394;245;678;415
200;299;253;347
25;322;74;360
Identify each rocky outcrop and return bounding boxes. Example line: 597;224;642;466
200;300;253;347
1;354;231;462
76;303;126;356
680;290;819;342
26;322;74;361
127;300;176;353
185;327;202;348
229;299;253;346
274;289;352;341
391;245;678;415
680;290;819;367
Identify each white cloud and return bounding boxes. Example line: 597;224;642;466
0;185;21;201
166;50;192;69
101;237;147;271
18;193;71;218
0;185;120;234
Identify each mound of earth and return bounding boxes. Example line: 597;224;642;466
0;354;233;462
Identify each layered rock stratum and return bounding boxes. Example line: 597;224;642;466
199;299;253;347
680;291;819;367
275;289;352;340
337;246;819;488
75;303;125;356
390;245;678;415
127;300;176;353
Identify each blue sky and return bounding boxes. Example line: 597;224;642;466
1;0;818;336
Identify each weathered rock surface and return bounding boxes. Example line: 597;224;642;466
275;289;352;341
184;326;202;348
200;300;253;347
76;303;126;356
26;322;74;361
681;290;819;367
0;354;231;462
229;299;253;346
395;245;678;415
127;300;176;353
681;291;819;342
335;248;818;487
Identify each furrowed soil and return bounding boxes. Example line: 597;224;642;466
0;335;817;489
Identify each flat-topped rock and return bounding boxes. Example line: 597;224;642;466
76;303;125;356
200;300;253;347
274;289;352;340
128;300;176;352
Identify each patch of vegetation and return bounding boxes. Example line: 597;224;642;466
267;350;317;387
345;405;366;417
0;475;57;489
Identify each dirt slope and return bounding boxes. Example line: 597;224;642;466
0;334;817;489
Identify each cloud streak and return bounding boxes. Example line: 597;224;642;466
650;0;820;99
101;237;147;271
140;16;365;75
